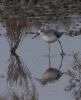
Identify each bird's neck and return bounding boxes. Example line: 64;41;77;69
38;30;44;36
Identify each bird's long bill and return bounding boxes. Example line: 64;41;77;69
32;34;39;39
34;78;41;82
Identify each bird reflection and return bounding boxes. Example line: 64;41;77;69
35;50;64;85
35;67;63;85
7;51;38;100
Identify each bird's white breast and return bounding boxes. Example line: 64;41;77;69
41;35;57;43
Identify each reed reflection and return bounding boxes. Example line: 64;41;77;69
7;51;38;100
65;53;81;100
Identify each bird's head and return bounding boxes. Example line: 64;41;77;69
32;28;46;39
60;32;64;36
34;78;47;85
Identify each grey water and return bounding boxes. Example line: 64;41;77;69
0;1;81;100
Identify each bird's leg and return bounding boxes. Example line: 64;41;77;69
49;43;51;68
59;54;64;69
58;40;65;55
49;43;50;57
32;33;40;39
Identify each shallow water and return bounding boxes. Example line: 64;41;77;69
0;1;81;100
0;28;81;100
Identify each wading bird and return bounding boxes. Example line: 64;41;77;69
32;28;65;55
